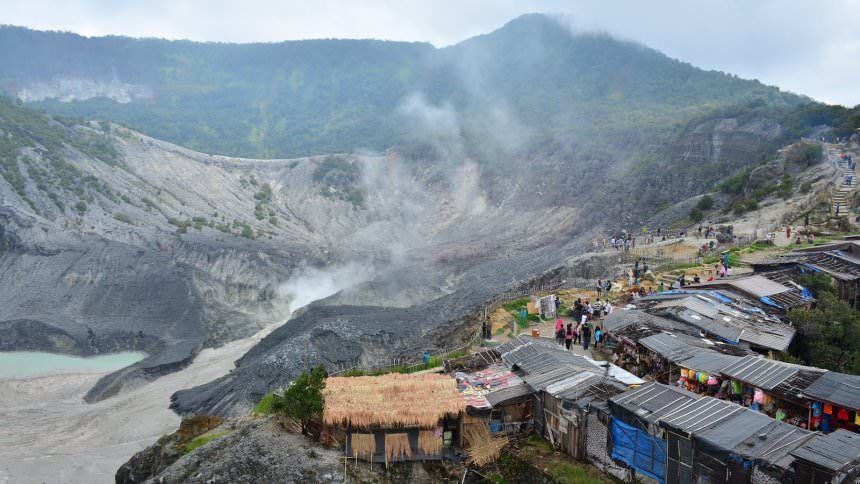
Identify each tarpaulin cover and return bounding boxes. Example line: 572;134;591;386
611;417;666;483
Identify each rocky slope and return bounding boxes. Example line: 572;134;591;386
117;416;344;484
0;86;838;414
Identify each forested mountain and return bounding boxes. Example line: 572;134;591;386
1;14;806;158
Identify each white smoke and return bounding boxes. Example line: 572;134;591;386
278;261;375;314
17;78;153;104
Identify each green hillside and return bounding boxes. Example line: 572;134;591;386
0;14;809;159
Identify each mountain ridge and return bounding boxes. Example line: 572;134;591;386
0;13;806;159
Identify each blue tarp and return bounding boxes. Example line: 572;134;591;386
759;296;781;308
610;417;667;483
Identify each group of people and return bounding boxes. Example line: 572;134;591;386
554;297;612;351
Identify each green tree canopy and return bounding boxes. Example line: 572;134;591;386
271;365;327;434
788;276;860;374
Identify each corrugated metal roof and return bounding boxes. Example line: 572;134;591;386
610;382;701;424
790;429;860;472
660;397;753;435
802;371;860;410
638;332;709;361
677;352;743;374
556;377;627;403
720;356;800;390
602;309;676;332
522;366;581;392
485;382;532;406
545;371;600;397
729;275;791;297
656;296;720;318
655;297;795;352
732;421;814;469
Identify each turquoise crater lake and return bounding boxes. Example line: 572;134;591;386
0;351;147;380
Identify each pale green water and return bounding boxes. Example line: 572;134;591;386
0;351;147;380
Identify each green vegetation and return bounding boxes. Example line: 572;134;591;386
784;142;824;167
800;181;813;193
4;15;830;162
716;167;752;195
313;156;364;208
494;435;613;484
778;174;793;198
0;96;121;212
696;195;714;211
689;208;704;223
269;365;327;434
181;430;231;455
789;274;860;374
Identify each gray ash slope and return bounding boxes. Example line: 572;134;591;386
0;15;836;415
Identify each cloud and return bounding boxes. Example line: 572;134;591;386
3;0;860;105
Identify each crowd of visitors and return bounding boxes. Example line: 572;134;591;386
554;297;613;352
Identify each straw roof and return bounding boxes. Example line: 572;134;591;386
323;373;465;429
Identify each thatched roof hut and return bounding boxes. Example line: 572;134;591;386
323;373;465;429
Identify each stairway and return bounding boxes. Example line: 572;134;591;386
831;148;856;216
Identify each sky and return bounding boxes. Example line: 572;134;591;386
3;0;859;106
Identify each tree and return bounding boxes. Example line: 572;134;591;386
696;195;714;211
271;365;327;434
788;285;860;374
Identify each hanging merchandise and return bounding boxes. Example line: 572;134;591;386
698;372;708;384
812;402;823;417
754;388;765;404
775;409;786;421
707;376;718;386
824;404;833;415
837;408;849;421
731;380;742;395
854;412;860;426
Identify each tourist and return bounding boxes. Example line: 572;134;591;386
593;326;603;350
693;274;701;284
573;321;582;345
582;322;592;350
564;323;573;350
555;319;564;345
786;225;791;240
596;279;603;297
658;281;664;292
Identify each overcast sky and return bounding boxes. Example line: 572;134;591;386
4;0;859;106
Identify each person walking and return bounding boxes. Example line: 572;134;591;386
555;319;564;345
573;321;581;345
594;326;603;350
582;322;592;351
565;323;573;350
786;226;791;240
596;279;603;298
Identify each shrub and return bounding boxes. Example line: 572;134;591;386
270;365;327;434
696;195;714;211
779;174;793;198
689;208;704;222
182;431;231;455
800;181;812;193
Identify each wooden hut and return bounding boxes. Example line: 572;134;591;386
323;373;465;464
